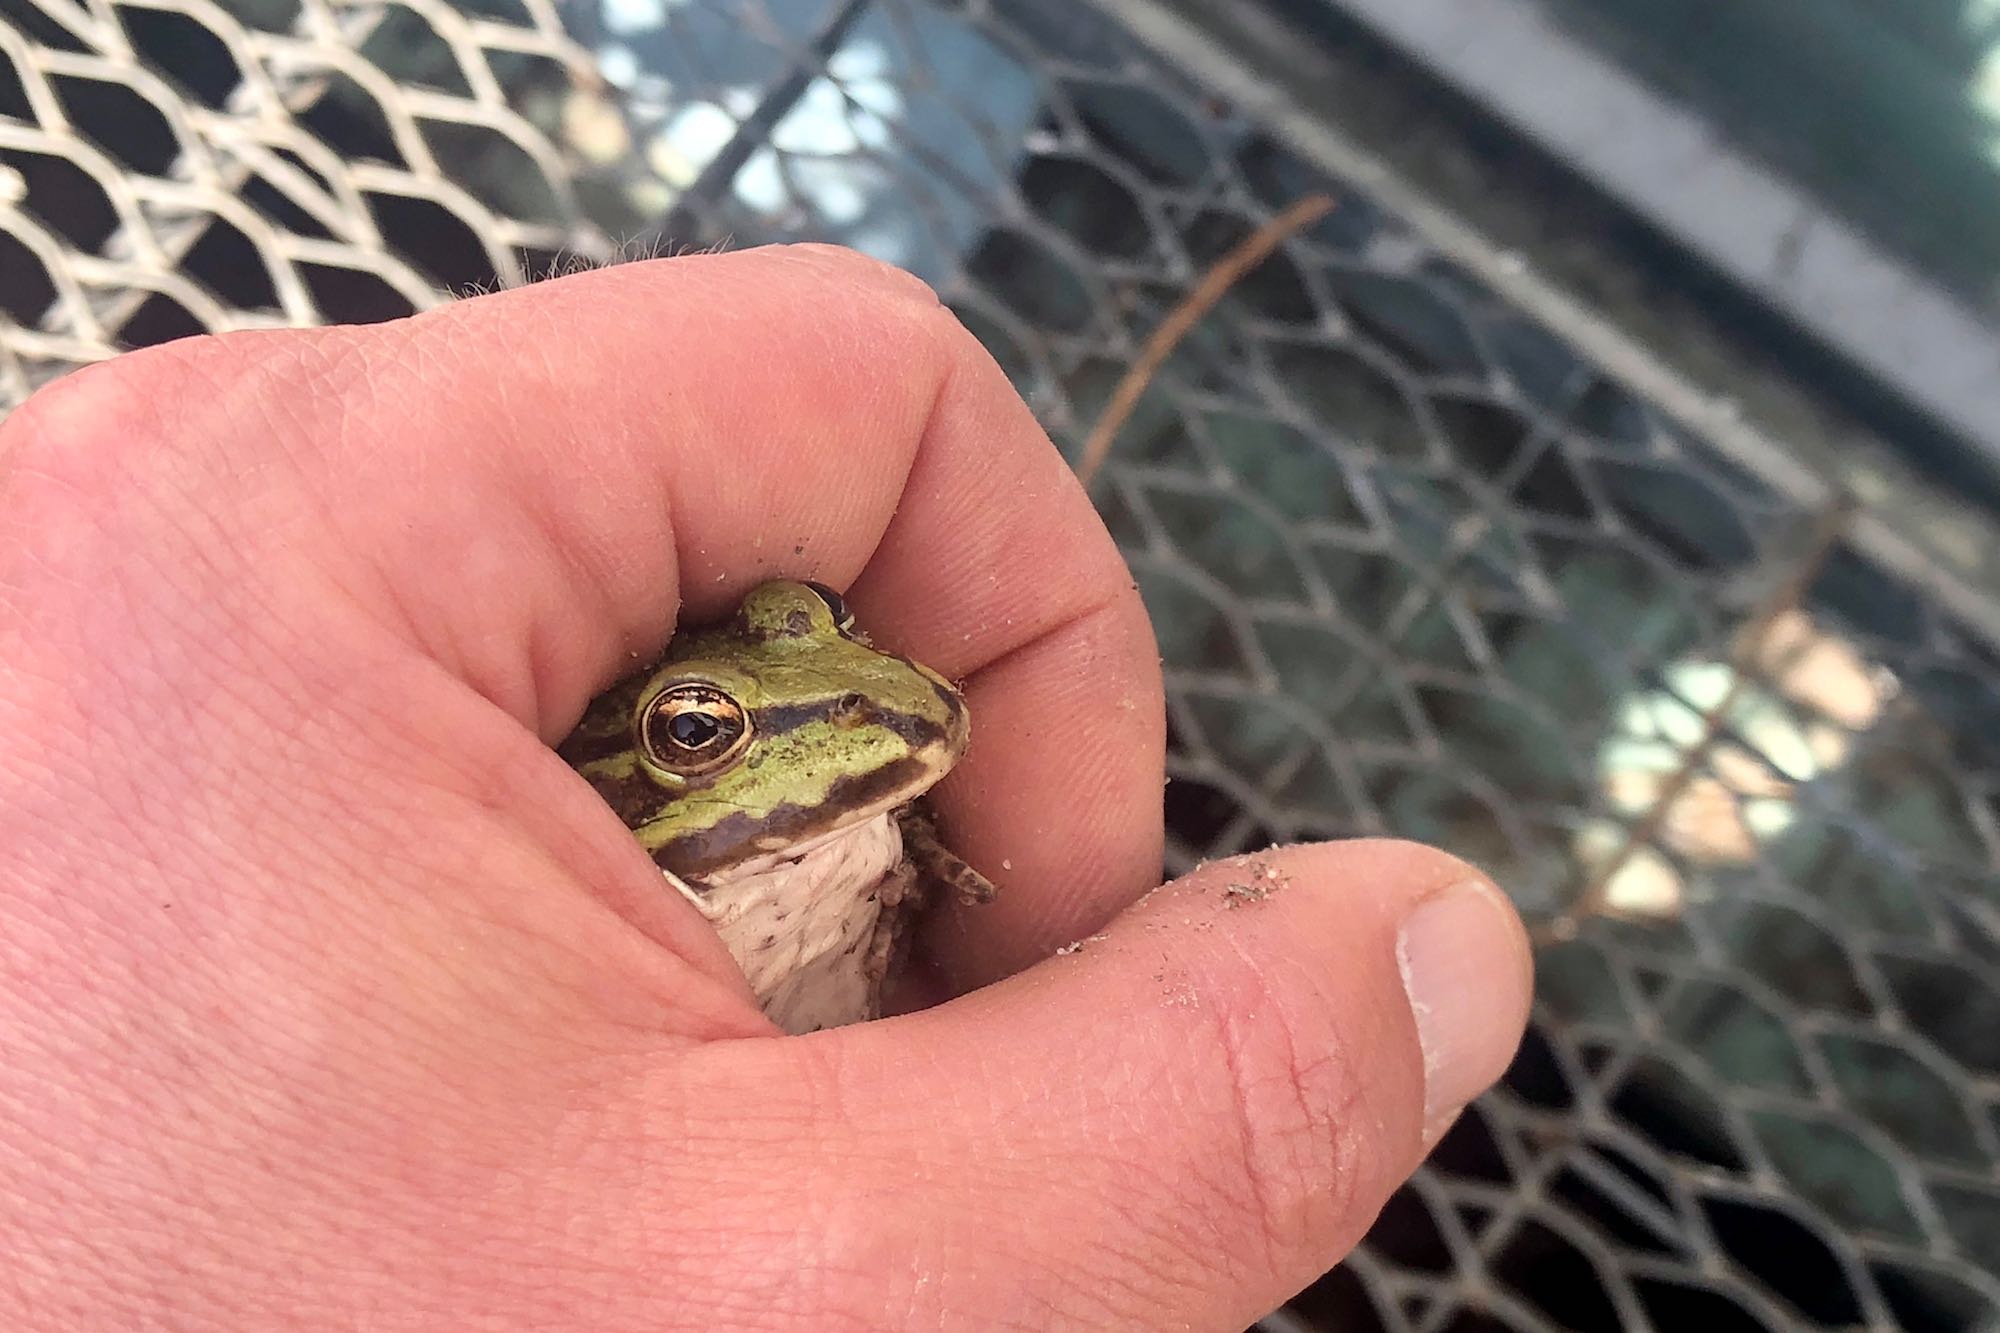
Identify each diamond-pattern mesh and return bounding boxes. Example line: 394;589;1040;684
5;0;2000;1328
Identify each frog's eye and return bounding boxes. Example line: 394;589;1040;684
639;684;751;778
802;580;856;632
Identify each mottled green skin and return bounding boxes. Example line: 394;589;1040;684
559;581;968;879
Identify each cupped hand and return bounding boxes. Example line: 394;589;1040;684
0;246;1531;1330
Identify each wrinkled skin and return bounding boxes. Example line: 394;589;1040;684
0;246;1533;1331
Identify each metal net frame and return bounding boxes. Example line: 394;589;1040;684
5;0;2000;1328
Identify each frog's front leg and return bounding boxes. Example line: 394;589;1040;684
857;807;995;1019
898;804;996;905
860;854;922;1020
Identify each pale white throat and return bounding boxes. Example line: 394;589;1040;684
667;810;912;1035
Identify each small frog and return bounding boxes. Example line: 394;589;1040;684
559;580;993;1034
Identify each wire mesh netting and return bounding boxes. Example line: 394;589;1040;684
5;0;2000;1328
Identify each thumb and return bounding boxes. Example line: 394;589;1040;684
695;839;1532;1329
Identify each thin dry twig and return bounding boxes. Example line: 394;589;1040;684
1075;194;1336;486
1538;496;1856;945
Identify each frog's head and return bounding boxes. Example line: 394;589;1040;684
562;580;969;879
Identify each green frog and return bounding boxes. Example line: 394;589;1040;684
559;579;993;1034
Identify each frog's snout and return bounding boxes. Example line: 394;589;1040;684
905;662;965;755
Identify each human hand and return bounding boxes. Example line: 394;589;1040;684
0;246;1532;1329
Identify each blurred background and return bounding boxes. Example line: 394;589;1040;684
3;0;1999;1327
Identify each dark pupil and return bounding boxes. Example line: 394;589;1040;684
667;711;723;749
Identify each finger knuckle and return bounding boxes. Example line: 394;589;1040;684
0;331;358;504
775;242;944;308
0;350;181;484
1199;961;1373;1268
731;244;978;410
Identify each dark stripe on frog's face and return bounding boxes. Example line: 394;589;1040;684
564;696;957;835
656;756;932;880
555;672;652;769
637;690;962;877
559;580;971;882
750;692;962;752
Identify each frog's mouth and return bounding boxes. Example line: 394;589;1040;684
654;730;962;881
683;802;904;894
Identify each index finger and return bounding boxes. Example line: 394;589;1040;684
439;246;1165;988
